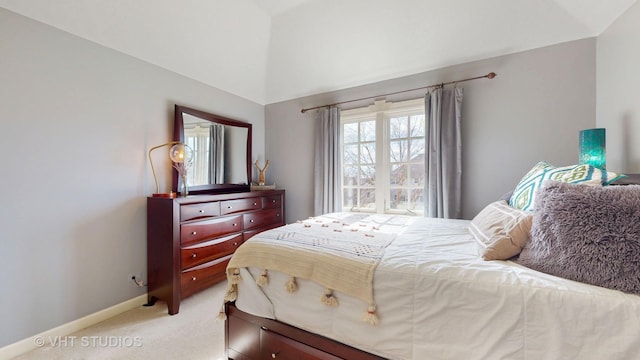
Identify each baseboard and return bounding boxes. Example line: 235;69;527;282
0;294;148;359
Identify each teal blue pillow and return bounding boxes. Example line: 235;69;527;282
509;161;623;211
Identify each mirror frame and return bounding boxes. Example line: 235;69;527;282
173;104;252;195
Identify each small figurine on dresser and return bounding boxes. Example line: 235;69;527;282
252;160;275;191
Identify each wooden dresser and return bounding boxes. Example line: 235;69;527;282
146;189;285;315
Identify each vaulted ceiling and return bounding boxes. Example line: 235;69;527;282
0;0;637;105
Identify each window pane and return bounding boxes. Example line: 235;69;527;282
390;116;408;139
343;123;358;143
360;121;376;141
343;165;358;186
390;139;408;163
343;143;358;165
411;189;424;210
360;142;376;164
410;138;425;161
389;189;407;210
390;164;407;186
343;188;356;209
410;163;425;186
359;188;376;209
360;165;376;186
410;114;425;137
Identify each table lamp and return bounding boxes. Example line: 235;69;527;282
149;141;194;197
579;128;606;170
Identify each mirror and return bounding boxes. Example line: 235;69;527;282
173;105;252;195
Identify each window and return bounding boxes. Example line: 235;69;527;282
341;99;425;214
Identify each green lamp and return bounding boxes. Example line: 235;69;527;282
579;128;606;170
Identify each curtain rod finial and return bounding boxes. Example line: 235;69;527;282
487;72;496;79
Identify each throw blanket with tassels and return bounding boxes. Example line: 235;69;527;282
225;213;407;325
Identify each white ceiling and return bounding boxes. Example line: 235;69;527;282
0;0;637;105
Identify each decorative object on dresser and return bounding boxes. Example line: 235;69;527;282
578;128;606;170
147;189;285;315
254;160;270;185
147;141;194;198
252;160;276;190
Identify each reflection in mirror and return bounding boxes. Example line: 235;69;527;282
174;105;252;195
182;114;249;186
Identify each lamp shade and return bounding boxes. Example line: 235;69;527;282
579;128;606;170
169;143;193;164
148;141;193;197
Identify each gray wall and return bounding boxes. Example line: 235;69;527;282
0;9;265;347
597;1;640;174
266;39;596;222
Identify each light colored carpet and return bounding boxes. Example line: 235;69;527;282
14;282;227;360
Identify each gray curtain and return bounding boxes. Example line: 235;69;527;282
424;87;464;218
314;106;342;216
210;123;225;184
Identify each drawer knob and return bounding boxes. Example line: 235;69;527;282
199;209;205;213
272;199;276;203
233;242;238;246
227;206;232;209
253;202;257;206
191;253;197;258
271;352;279;359
191;231;197;236
250;219;254;223
233;223;237;227
192;276;197;281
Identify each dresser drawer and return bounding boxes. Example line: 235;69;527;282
261;329;341;360
180;202;220;222
181;255;231;299
181;233;244;269
221;197;262;215
244;208;283;231
244;222;283;241
181;215;242;246
262;195;282;209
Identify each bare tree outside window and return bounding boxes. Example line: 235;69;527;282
389;114;425;211
343;120;376;210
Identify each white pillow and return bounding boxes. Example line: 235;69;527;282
469;200;533;261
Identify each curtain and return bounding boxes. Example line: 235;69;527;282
314;106;342;216
424;87;464;218
210;123;225;184
185;125;210;186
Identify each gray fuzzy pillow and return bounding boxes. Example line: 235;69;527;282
517;180;640;294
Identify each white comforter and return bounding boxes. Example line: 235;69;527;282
234;213;640;360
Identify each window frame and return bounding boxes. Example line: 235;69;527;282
340;98;425;214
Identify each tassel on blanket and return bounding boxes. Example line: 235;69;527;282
320;289;338;307
216;304;227;321
229;268;242;284
285;276;298;293
217;311;227;321
224;284;238;302
256;269;269;286
361;305;379;325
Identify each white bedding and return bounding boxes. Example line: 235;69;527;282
233;213;640;360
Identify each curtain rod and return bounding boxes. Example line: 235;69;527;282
300;72;496;113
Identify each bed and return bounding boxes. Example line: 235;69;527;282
222;163;640;360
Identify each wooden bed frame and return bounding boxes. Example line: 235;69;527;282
225;302;385;359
